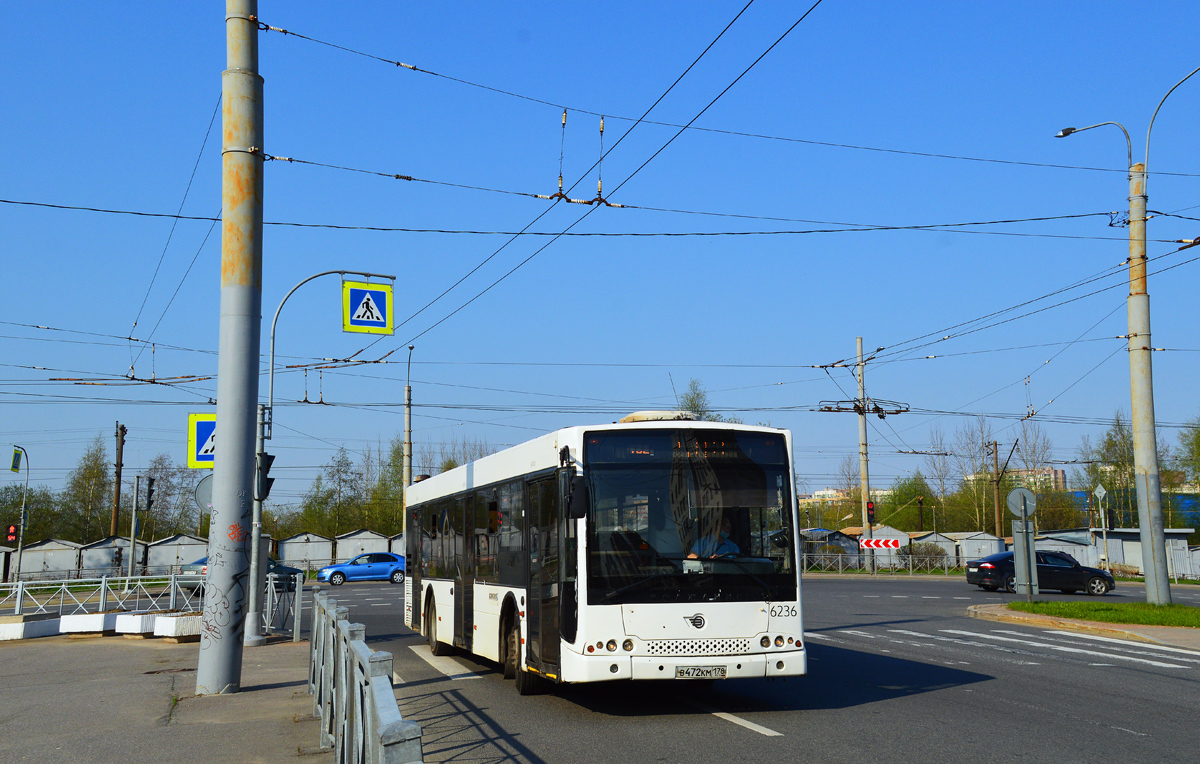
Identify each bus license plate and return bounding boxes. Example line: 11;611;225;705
676;666;726;679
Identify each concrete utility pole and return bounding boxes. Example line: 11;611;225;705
110;422;126;537
856;338;873;571
404;346;414;490
1125;160;1171;604
197;0;264;695
1055;65;1200;605
991;442;1002;538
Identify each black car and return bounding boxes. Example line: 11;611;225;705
966;550;1115;595
179;557;303;591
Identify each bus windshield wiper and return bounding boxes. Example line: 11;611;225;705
599;571;676;603
713;555;774;598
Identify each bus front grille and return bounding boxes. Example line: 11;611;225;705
645;638;751;657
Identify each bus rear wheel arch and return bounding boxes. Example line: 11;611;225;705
500;599;519;680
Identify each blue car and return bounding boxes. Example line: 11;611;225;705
317;552;405;586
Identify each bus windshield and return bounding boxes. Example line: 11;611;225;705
584;429;797;605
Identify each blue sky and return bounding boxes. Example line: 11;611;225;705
3;1;1199;505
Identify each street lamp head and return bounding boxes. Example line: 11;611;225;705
1055;127;1077;138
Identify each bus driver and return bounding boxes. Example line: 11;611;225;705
688;516;739;559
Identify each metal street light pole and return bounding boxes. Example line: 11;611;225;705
245;268;395;647
11;446;29;583
1056;65;1200;606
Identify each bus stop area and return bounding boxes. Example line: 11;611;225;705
0;635;330;764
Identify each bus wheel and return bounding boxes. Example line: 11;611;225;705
427;601;452;657
503;618;518;680
513;622;543;695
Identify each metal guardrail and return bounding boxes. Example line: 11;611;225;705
265;572;306;642
309;589;423;764
0;575;206;616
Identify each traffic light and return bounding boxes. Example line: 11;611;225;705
867;501;876;524
255;452;276;502
144;477;156;514
5;524;16;543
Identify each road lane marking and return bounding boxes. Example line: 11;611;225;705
393;671;405;684
953;597;971;600
863;595;879;598
1042;630;1200;658
370;603;391;606
681;699;782;737
408;645;483;680
940;630;1187;668
891;596;909;598
803;632;833;641
838;630;880;639
922;596;941;599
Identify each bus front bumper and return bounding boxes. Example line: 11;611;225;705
561;648;806;683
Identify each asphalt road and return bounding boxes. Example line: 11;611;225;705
314;576;1200;764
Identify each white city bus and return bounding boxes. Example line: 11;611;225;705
404;412;805;694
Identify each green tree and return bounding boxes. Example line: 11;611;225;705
677;378;742;423
879;472;935;530
1177;413;1200;487
60;435;112;543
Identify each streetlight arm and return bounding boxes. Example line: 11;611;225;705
267;269;396;424
1056;122;1131;168
1144;64;1200;180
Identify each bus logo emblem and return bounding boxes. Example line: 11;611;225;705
685;614;705;629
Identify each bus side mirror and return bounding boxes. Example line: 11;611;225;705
568;475;589;519
770;530;790;549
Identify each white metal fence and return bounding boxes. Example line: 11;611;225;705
802;553;967;574
0;572;305;639
309;589;423;764
0;575;206;616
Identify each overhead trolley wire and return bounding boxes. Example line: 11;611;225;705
367;0;764;351
251;16;1200;179
394;0;831;348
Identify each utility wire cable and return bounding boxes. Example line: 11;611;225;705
2;198;1174;244
128;94;220;354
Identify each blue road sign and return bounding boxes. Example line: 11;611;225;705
343;280;394;335
188;412;217;469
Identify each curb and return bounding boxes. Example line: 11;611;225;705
967;604;1165;645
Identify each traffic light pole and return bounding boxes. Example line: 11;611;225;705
129;476;140;578
245;403;267;647
12;446;29;583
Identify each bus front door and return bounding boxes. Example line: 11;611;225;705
526;477;560;676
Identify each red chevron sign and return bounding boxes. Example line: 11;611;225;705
859;538;901;549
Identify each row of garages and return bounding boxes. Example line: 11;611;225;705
801;525;1199;579
1;529;405;581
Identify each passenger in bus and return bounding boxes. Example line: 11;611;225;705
687;516;739;559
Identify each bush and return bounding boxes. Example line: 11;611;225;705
898;542;948;560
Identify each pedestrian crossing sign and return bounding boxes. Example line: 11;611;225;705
343;280;394;335
188;412;217;469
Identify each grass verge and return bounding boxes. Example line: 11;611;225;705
1008;600;1200;628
